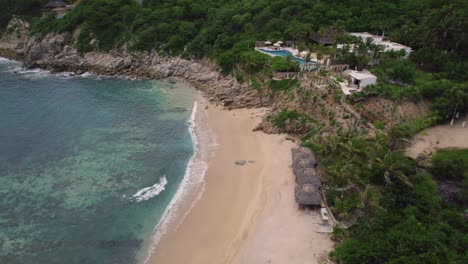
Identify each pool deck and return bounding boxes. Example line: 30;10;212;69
255;47;315;65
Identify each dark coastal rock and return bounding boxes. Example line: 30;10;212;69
235;160;247;165
166;77;178;84
0;17;266;110
436;180;461;203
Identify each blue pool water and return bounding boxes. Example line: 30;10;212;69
258;49;314;64
0;58;195;264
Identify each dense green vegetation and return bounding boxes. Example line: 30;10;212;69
3;1;468;263
0;0;52;27
20;0;468;119
431;149;468;181
21;0;467;75
304;127;467;263
332;174;467;264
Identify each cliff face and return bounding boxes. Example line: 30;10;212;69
0;18;261;109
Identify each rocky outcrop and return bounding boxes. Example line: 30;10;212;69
0;18;261;109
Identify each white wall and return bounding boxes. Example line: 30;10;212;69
359;76;377;88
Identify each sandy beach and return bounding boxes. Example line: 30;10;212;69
147;95;332;264
406;119;468;159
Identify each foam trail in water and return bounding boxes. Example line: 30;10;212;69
131;176;168;202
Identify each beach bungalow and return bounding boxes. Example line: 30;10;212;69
292;147;322;209
295;184;322;209
296;168;321;185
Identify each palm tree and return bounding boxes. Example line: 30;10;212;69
388;124;411;150
338;135;369;162
447;85;468;121
326;163;363;189
359;185;381;216
375;151;412;187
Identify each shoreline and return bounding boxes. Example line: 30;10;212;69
141;93;216;264
2;55;333;263
147;96;333;263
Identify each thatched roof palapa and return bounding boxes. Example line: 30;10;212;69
292;147;317;175
292;147;322;207
295;168;321;186
295;184;322;206
309;33;335;45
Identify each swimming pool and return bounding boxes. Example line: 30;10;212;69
258;49;313;64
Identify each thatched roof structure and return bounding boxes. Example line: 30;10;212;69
292;147;317;175
295;184;322;206
45;1;67;8
292;147;322;207
309;33;335;45
292;147;317;164
295;168;321;186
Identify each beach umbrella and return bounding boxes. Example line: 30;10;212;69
300;51;308;57
277;41;284;44
273;43;281;47
264;41;272;45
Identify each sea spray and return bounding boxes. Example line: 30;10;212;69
131;176;168;202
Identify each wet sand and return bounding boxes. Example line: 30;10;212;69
148;96;332;263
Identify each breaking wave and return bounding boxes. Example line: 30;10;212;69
131;176;168;202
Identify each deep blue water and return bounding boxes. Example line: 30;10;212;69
0;58;194;263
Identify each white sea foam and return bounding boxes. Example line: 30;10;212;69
131;176;168;202
80;72;94;77
0;56;15;63
143;98;214;264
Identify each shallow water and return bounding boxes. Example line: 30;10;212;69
0;58;194;263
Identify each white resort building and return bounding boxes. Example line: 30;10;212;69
340;70;377;95
349;32;412;57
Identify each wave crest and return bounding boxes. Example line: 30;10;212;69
131;176;168;202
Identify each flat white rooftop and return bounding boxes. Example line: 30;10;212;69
350;32;412;53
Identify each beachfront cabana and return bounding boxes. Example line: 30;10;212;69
296;168;321;186
292;147;322;209
295;184;322;209
292;147;317;168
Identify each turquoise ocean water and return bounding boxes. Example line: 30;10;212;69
0;58;195;263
